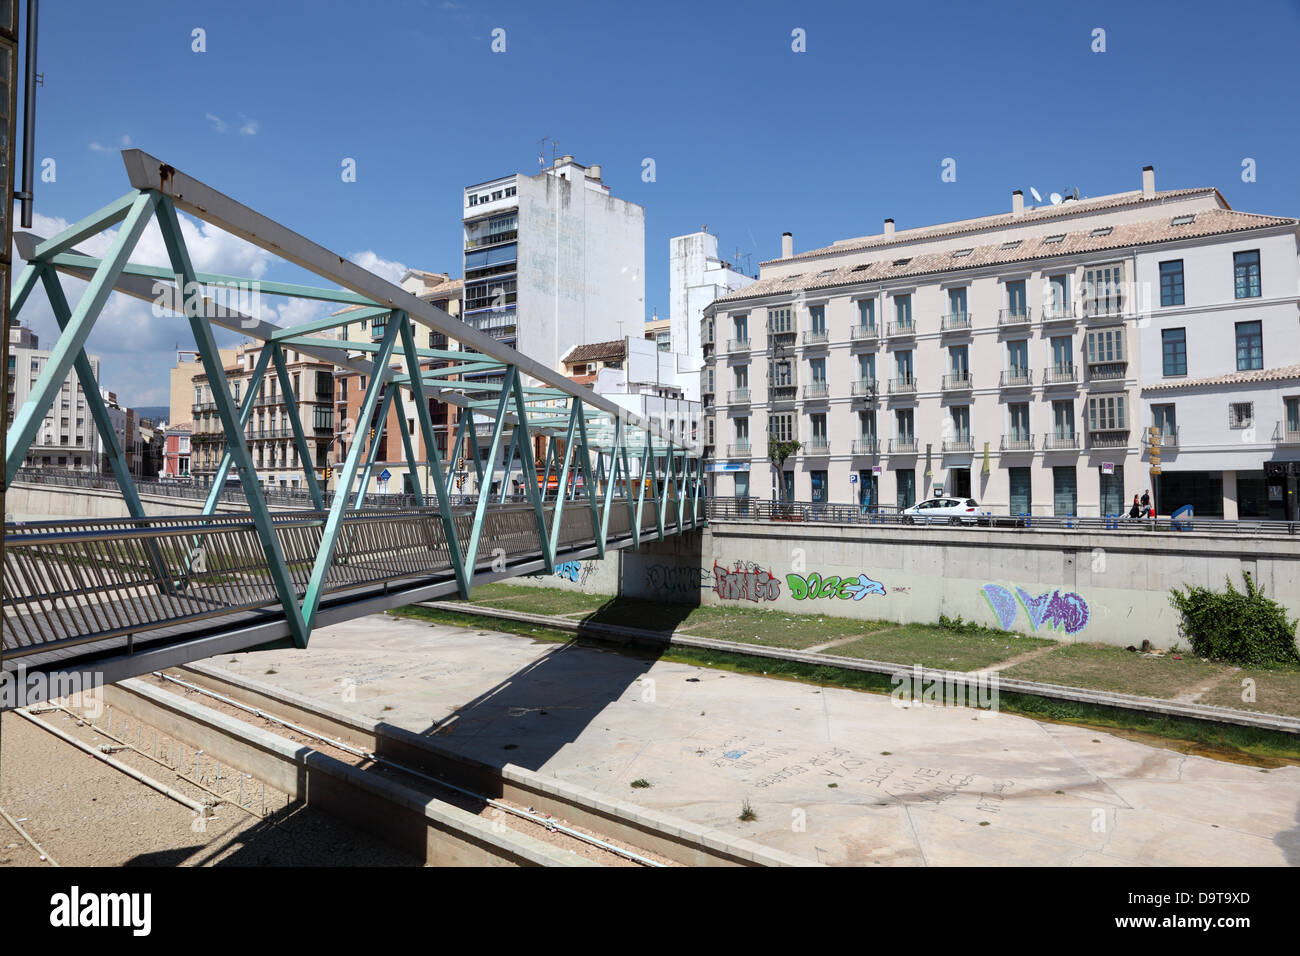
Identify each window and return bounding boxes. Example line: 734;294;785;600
896;469;916;510
1046;274;1071;316
1235;321;1263;370
809;413;828;442
1153;404;1177;439
1161;328;1186;376
894;350;913;383
859;410;876;440
1007;339;1028;373
769;412;794;442
1086;329;1125;364
950;405;970;440
734;314;748;341
1009;404;1030;440
895;409;914;442
952;248;972;258
1083;263;1124;316
809;357;826;383
1159;260;1184;306
1090;226;1113;238
767;307;793;334
1000;239;1022;250
894;294;912;326
947;286;968;317
1287;397;1300;435
1171;213;1196;226
809;304;826;335
949;344;969;376
857;298;875;330
1006;280;1027;317
858;353;876;383
1087;395;1127;431
1044;234;1065;244
1228;402;1253;429
1234;250;1261;299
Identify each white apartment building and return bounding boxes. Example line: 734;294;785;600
6;320;102;473
1136;231;1300;519
461;156;645;384
668;231;755;399
701;166;1300;517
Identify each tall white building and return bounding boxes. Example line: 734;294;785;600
461;156;645;386
701;166;1300;517
668;231;755;399
6;320;102;473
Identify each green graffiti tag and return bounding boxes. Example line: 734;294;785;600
786;572;887;601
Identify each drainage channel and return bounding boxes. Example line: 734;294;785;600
143;671;673;867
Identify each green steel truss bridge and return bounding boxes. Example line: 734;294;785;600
1;151;704;704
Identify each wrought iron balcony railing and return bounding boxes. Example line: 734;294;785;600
890;438;917;454
727;388;751;404
802;330;829;346
850;378;878;397
849;323;879;341
851;439;878;455
1000;368;1033;387
941;372;973;391
803;382;830;399
1043;432;1080;450
1042;364;1078;385
1000;434;1035;452
940;312;972;332
998;308;1031;327
888;377;917;395
941;437;974;452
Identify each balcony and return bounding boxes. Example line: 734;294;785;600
803;382;830;400
1042;364;1079;386
1088;430;1130;449
1000;435;1035;452
888;377;917;395
1000;368;1033;388
998;308;1031;327
851;438;879;456
849;323;880;342
887;319;916;338
726;337;750;353
1273;421;1300;445
802;330;829;346
192;400;217;412
804;437;830;455
941;372;973;391
941;437;975;453
1043;432;1080;451
1087;362;1127;383
768;385;797;405
726;388;751;404
940;312;972;333
890;438;918;454
463;229;518;250
1041;304;1078;324
726;442;753;458
1148;427;1179;450
850;379;878;398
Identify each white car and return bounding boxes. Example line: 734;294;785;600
902;496;981;524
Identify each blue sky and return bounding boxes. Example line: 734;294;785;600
14;0;1300;407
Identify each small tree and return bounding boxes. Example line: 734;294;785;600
768;437;801;502
1169;571;1300;667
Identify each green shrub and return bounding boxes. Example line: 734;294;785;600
1168;572;1300;667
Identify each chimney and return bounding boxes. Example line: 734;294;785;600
884;218;895;238
587;164;602;181
1142;165;1155;199
781;232;793;258
1012;190;1024;217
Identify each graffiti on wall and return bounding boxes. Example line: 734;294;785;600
713;562;781;602
530;560;597;586
786;572;887;602
982;584;1089;635
645;563;715;594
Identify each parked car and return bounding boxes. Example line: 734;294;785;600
901;496;981;524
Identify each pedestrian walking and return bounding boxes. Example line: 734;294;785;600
1128;494;1142;519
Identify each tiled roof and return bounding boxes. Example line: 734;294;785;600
563;340;626;364
765;188;1221;265
717;208;1296;306
1142;364;1300;392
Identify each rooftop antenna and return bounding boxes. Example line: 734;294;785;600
733;247;753;274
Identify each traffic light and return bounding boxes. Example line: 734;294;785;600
324;466;333;480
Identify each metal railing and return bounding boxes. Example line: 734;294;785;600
1043;433;1080;450
1087;362;1127;382
726;337;750;352
704;496;1299;536
941;437;974;452
1001;435;1035;452
802;330;829;346
1043;364;1078;385
1272;421;1300;444
726;388;751;404
998;308;1031;326
803;382;830;399
804;437;830;455
1041;305;1078;322
726;442;753;458
890;438;917;454
941;372;972;391
850;379;878;397
888;377;917;395
849;323;879;341
940;312;972;332
887;320;916;337
1000;368;1032;387
851;439;879;455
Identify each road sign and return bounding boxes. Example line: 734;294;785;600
849;473;858;484
378;468;391;481
1101;462;1114;475
1150;466;1162;475
873;465;882;475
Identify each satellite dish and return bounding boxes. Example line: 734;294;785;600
1029;187;1043;203
1049;192;1063;205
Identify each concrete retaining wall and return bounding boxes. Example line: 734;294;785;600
497;523;1300;650
6;482;286;521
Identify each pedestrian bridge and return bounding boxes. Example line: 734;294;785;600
2;150;704;703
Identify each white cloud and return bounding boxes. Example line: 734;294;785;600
238;114;258;136
89;141;110;153
205;112;228;134
348;249;409;285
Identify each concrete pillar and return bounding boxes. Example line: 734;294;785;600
1222;470;1239;519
